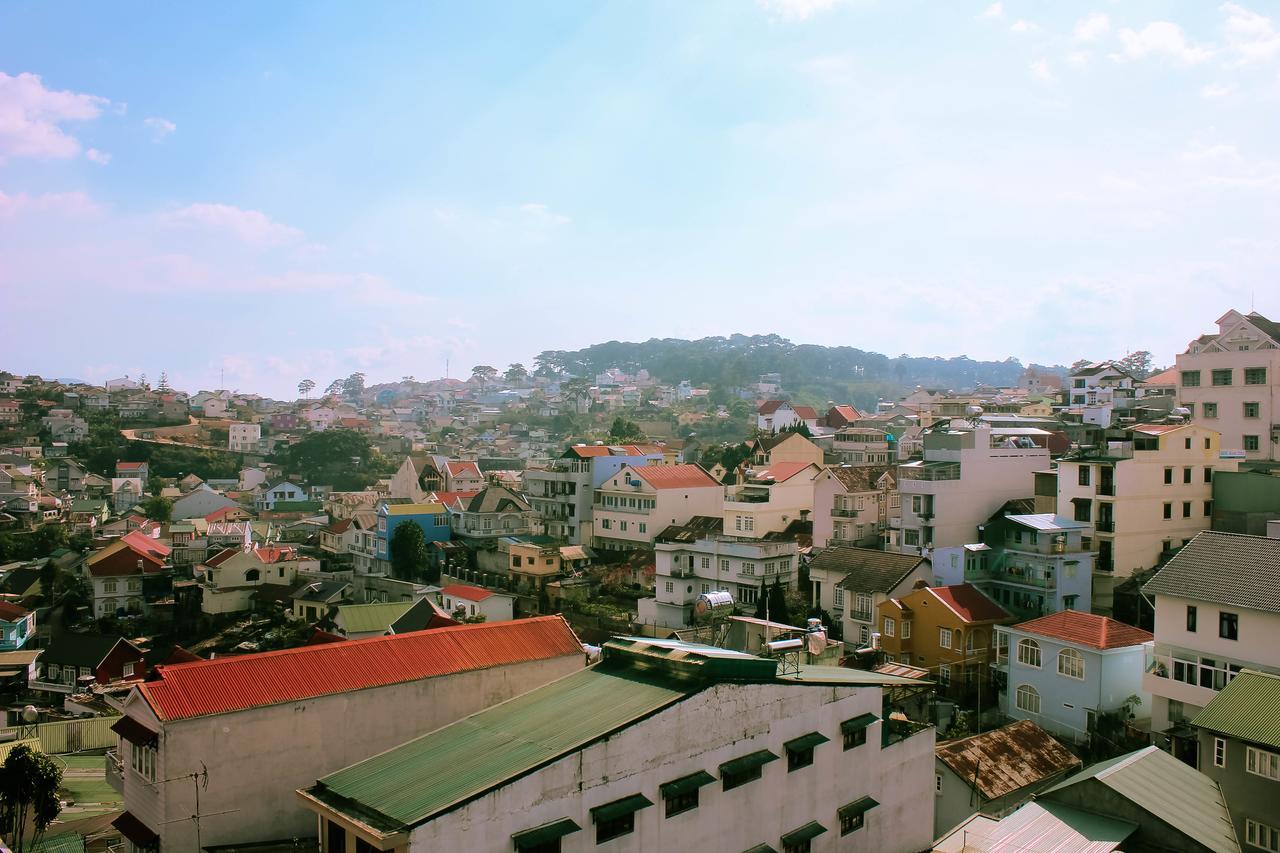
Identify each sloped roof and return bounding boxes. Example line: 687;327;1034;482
812;547;927;595
86;540;166;578
629;463;718;490
746;462;816;483
757;400;787;415
0;601;30;621
121;530;171;559
1191;669;1280;750
1143;530;1280;614
1245;310;1280;344
824;465;894;492
41;633;141;669
792;405;818;419
336;601;416;635
1013;611;1152;651
936;719;1081;801
463;486;531;514
445;461;481;478
1144;366;1179;387
137;616;582;722
441;584;495;603
293;579;350;604
931;584;1011;623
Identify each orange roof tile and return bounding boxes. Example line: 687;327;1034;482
1013;610;1153;650
441;584;495;602
630;463;719;490
138;616;582;721
930;584;1011;623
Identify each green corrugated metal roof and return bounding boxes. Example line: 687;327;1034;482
840;713;878;733
718;749;778;778
1191;669;1280;749
838;796;879;819
312;665;692;830
335;601;415;636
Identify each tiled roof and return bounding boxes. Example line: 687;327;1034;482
829;405;861;422
86;541;166;578
1012;610;1152;650
1143;366;1178;387
0;601;29;621
930;584;1011;623
116;461;146;470
757;400;786;415
812;547;927;595
138;616;583;722
563;444;659;459
1143;530;1280;614
1191;670;1280;750
630;463;718;490
792;405;818;419
824;465;894;492
936;720;1080;800
121;530;171;559
441;584;495;603
747;462;816;483
446;461;481;478
463;486;531;514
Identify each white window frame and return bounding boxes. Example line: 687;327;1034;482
1057;648;1085;680
1246;746;1280;781
1015;684;1041;715
833;587;844;608
1246;818;1280;853
883;616;895;637
1017;638;1042;668
938;627;952;649
902;620;912;639
1213;737;1226;768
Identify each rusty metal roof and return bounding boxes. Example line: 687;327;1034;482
138;616;583;722
936;719;1080;801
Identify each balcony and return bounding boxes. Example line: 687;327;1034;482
1095;519;1114;533
1143;644;1280;709
105;749;124;793
30;678;76;694
898;462;961;481
1097;482;1115;496
832;508;859;518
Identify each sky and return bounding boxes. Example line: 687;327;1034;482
1;1;1279;399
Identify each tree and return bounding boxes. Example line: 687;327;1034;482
504;363;529;385
1069;359;1092;373
342;372;367;400
156;371;171;392
140;495;173;522
754;579;769;620
470;365;498;386
324;379;344;398
609;417;644;442
0;743;62;851
1116;350;1153;380
389;521;429;581
298;378;315;399
280;428;376;490
768;577;790;626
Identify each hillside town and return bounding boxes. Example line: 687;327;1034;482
0;307;1275;850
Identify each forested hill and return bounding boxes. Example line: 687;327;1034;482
534;335;1064;405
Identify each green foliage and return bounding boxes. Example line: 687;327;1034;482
0;743;62;850
389;521;429;581
767;577;790;626
278;428;378;490
140;495;173;522
1115;350;1154;380
0;525;71;564
608;417;644;441
754;579;768;620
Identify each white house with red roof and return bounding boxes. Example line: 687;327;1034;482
756;400;819;432
443;460;484;492
592;463;724;551
198;543;316;615
439;583;514;622
723;461;820;539
105;617;585;852
85;530;172;617
995;610;1153;743
114;460;149;489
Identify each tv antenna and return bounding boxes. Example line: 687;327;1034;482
160;762;238;850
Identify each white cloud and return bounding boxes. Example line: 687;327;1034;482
1111;22;1215;64
0;71;110;161
160;203;304;247
143;116;177;140
757;0;838;21
1010;19;1040;34
1221;3;1280;65
1030;58;1055;83
982;2;1003;19
1183;140;1241;162
1074;13;1110;42
0;189;99;220
1201;82;1237;98
519;203;570;226
86;147;111;165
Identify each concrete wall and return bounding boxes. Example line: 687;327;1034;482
403;681;936;853
120;652;585;850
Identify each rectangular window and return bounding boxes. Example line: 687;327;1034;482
1164;467;1173;485
663;788;700;818
700;557;710;569
939;663;951;686
1205;467;1213;484
1245;402;1261;418
833;587;844;608
1078;466;1091;486
841;715;873;750
595;813;634;843
664;582;673;593
1187;605;1197;632
1246;747;1280;781
1246;819;1280;853
327;821;347;853
1214;737;1226;768
1204;402;1218;418
1183;467;1192;484
1164;503;1172;519
719;559;729;571
1181;370;1201;387
638;523;646;534
939;627;952;649
1183;501;1192;518
1212;369;1233;386
902;620;912;639
1219;611;1239;641
1246;435;1261;451
1245;367;1267;385
1205;500;1213;516
883;616;895;637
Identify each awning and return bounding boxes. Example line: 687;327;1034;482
838;795;880;820
840;713;878;734
512;818;581;849
659;770;716;798
111;715;158;747
590;794;653;823
780;821;827;845
718;750;779;777
743;846;778;853
112;811;159;847
783;732;830;753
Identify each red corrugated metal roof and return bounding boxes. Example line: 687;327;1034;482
748;462;816;483
121;529;171;559
441;584;495;602
446;461;481;477
1014;610;1153;650
138;616;582;721
930;584;1011;623
0;601;29;621
630;463;718;490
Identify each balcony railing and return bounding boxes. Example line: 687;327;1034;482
898;463;961;481
1097;482;1115;496
1095;519;1114;533
832;508;859;517
105;750;123;793
29;679;75;694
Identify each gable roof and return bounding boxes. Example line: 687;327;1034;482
86;540;166;578
792;405;818;419
463;486;531;514
445;461;481;478
1012;610;1153;651
823;465;894;492
137;616;583;722
1143;530;1280;614
936;719;1080;801
0;601;30;621
628;463;718;490
389;598;458;635
1191;669;1280;750
746;461;817;483
441;584;495;603
41;633;141;669
930;584;1011;623
812;547;928;594
336;601;417;635
292;579;350;604
757;400;787;415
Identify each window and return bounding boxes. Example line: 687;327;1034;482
1164;467;1173;485
883;616;895;637
1057;648;1085;679
785;733;826;771
327;820;347;853
103;580;118;593
123;662;135;678
1078;466;1091;486
619;521;627;532
902;620;912;639
1205;500;1213;516
720;751;776;790
1204;402;1218;418
1214;737;1226;768
1072;498;1091;523
1015;684;1041;714
1183;502;1192;518
601;518;611;530
1246;819;1280;853
1185;437;1193;450
595;812;635;843
1245;402;1261;418
1205;466;1213;483
591;796;651;843
1183;466;1192;484
1212;368;1233;386
939;627;953;649
841;715;874;750
1164;503;1172;519
664;789;698;818
638;523;646;534
719;559;729;572
1247;747;1280;781
1220;611;1239;641
1246;435;1261;452
1181;370;1201;387
1017;638;1042;668
1187;605;1197;632
1245;367;1268;385
130;743;157;781
664;582;673;593
939;664;951;686
833;587;844;608
700;557;710;569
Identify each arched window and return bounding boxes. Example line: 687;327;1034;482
1058;648;1085;679
1017;638;1041;668
244;568;261;582
1016;684;1041;714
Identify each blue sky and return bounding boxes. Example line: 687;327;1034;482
2;1;1278;398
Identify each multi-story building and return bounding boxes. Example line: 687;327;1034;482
994;610;1153;744
756;400;820;432
894;423;1050;556
876;583;1013;703
723;462;819;539
808;547;931;649
447;486;539;540
592;464;723;551
1056;422;1237;613
642;518;800;628
830;427;896;466
228;422;262;453
525;444;665;544
1142;530;1280;766
298;637;937;853
933;513;1094;619
86;531;172;617
812;465;898;549
373;502;451;574
107;618;585;852
1176;308;1280;463
1065;361;1146;427
747;431;824;468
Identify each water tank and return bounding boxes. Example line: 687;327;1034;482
966;405;984;416
806;618;823;632
1172;407;1192;417
766;638;804;653
693;590;734;619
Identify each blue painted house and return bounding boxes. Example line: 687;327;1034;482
0;601;35;650
375;501;452;573
995;610;1153;745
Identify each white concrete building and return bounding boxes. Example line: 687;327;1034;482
300;637;936;853
812;465;898;549
106;617;586;852
525;444;666;544
439;583;514;622
723;461;819;539
228;422;262;453
592;464;723;552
